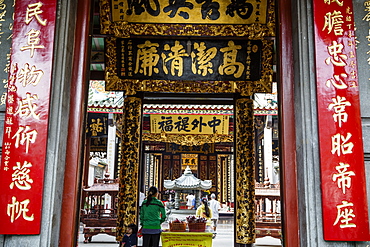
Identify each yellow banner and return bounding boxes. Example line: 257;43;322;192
111;0;268;25
161;232;213;247
150;114;229;135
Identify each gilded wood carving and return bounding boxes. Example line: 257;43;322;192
116;97;142;241
105;37;274;95
142;132;233;146
235;98;256;244
100;0;275;38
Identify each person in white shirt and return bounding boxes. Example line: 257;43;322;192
208;193;221;238
186;193;195;209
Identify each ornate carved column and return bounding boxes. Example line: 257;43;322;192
174;192;180;210
235;98;255;246
116;97;142;241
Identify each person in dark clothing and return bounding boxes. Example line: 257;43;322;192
120;223;137;247
139;186;166;247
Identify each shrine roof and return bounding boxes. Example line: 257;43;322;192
164;166;212;190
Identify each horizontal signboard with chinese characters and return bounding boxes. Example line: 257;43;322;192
117;38;262;82
313;0;370;241
111;0;268;25
105;37;274;95
150;114;229;135
0;1;57;234
166;143;214;154
101;0;276;38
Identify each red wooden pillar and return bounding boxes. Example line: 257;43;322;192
277;0;300;246
59;0;91;246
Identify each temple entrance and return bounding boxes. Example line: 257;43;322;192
53;0;303;246
77;0;284;246
111;95;280;246
79;91;282;246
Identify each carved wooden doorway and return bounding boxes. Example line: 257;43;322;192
98;0;276;246
60;0;301;246
116;95;257;245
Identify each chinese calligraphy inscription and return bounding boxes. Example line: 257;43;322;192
150;114;229;135
111;0;268;25
118;38;262;82
313;0;370;241
0;0;57;235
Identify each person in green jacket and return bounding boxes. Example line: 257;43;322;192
140;186;166;247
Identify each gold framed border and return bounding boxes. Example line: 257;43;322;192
105;37;274;95
142;132;233;146
100;0;275;38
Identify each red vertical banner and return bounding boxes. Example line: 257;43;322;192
0;1;57;234
313;0;370;241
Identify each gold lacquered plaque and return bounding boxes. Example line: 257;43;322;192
100;0;275;38
111;0;268;25
105;37;274;95
150;114;229;135
118;38;263;82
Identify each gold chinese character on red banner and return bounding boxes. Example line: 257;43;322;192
18;63;44;87
25;2;47;26
331;133;354;156
7;196;34;223
326;73;348;89
324;0;343;6
20;29;45;58
15;93;40;120
322;10;344;35
12;125;37;153
325;41;348;66
10;161;34;190
333;201;356;228
328;96;351;127
332;162;355;194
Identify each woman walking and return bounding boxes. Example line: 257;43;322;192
140;186;166;247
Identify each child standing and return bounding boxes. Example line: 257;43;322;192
120;223;137;247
